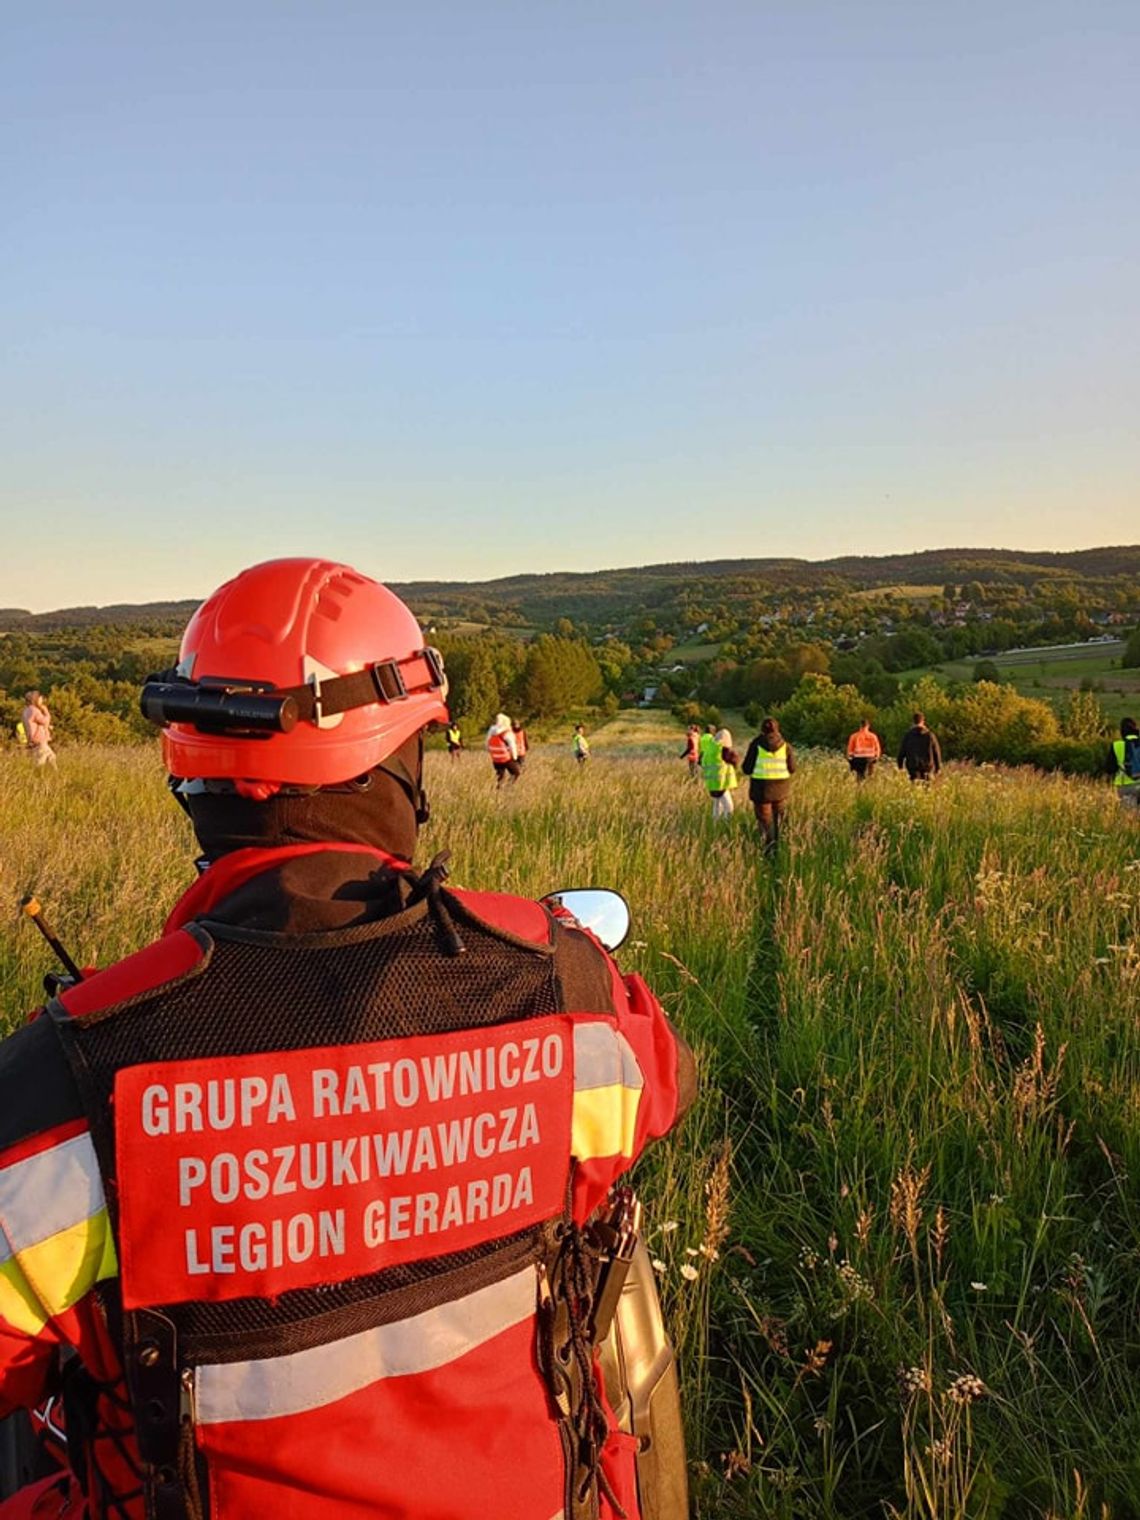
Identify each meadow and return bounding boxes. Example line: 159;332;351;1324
2;726;1140;1518
902;645;1140;726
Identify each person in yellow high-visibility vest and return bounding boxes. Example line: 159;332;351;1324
700;727;740;820
742;717;797;853
1106;716;1140;808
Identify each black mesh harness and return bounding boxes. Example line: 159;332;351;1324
47;873;622;1520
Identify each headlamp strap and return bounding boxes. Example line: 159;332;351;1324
281;649;442;722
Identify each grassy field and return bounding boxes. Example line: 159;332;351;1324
902;645;1140;726
2;732;1140;1517
851;585;946;602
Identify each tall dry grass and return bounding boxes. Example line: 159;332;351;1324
2;738;1139;1517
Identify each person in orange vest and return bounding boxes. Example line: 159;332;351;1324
486;711;521;787
846;717;882;781
511;719;529;769
0;558;695;1520
680;724;701;779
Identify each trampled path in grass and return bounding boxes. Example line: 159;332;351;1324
2;735;1139;1518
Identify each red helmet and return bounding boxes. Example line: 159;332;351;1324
151;558;448;788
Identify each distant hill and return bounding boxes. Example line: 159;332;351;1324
0;600;201;631
3;546;1139;631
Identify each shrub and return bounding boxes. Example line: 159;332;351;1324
1027;736;1105;776
776;674;867;748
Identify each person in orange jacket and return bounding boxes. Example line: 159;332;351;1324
0;559;695;1520
846;717;882;781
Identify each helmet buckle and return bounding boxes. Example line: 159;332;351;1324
371;660;407;703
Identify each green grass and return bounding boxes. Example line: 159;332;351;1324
671;641;723;665
851;585;946;602
902;647;1140;726
2;743;1140;1517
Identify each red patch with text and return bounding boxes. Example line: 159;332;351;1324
114;1016;574;1308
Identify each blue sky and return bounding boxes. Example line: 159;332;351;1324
2;1;1137;610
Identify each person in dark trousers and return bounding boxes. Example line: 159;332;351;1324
897;711;942;782
846;718;882;781
742;716;796;854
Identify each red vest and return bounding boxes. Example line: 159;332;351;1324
23;846;688;1520
488;731;513;763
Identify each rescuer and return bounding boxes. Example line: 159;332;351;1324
846;717;882;781
741;716;797;854
485;711;521;787
897;710;942;783
700;727;739;820
1106;715;1140;808
0;558;695;1520
679;724;700;779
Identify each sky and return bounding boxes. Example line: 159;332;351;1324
2;0;1138;611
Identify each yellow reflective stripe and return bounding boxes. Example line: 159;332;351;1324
12;1211;118;1322
0;1255;48;1336
571;1082;641;1162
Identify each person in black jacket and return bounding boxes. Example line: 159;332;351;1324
741;716;797;853
897;711;942;782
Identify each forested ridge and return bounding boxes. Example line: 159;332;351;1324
5;545;1140;632
3;546;1140;769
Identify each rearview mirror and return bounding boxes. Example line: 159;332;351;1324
541;889;631;951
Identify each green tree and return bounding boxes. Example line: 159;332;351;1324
448;645;501;728
518;637;602;717
1122;627;1140;669
776;674;867;748
972;660;1001;683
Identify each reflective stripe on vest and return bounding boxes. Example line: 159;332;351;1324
751;743;789;780
196;1265;537;1423
0;1131;117;1331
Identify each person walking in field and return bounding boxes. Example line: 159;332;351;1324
846;717;882;781
0;558;696;1520
1106;716;1140;808
511;719;529;768
697;724;719;774
742;716;796;854
486;711;521;786
701;726;740;820
446;721;464;761
21;690;56;768
680;724;701;778
897;711;942;783
572;723;591;764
